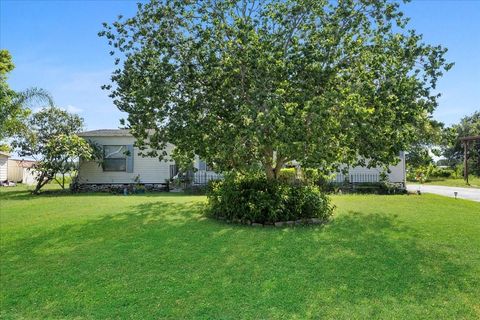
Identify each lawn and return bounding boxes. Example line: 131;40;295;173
409;176;480;188
1;187;479;319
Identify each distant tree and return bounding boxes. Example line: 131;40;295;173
0;49;53;149
12;107;99;193
442;111;480;175
101;0;452;180
406;147;434;169
405;119;443;170
0;49;14;74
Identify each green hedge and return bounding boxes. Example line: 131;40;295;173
206;174;334;224
430;167;454;178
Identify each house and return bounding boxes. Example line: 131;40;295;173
7;159;39;185
77;129;405;191
0;151;9;182
77;129;219;191
0;152;39;185
330;155;406;185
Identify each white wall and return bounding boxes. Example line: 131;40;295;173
22;169;39;185
6;160;39;184
0;155;8;181
78;136;175;184
332;152;406;184
7;160;23;182
78;135;406;185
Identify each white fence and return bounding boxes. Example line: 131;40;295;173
192;171;380;185
193;171;223;185
332;172;380;183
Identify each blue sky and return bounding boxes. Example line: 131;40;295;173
1;0;479;130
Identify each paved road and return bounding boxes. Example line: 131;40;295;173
407;184;480;202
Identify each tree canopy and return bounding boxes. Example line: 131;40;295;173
0;49;54;148
405;119;444;170
101;0;452;179
442;111;480;174
0;49;18;144
12;107;99;193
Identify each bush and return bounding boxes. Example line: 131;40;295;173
407;165;456;182
407;164;435;183
430;167;454;178
302;168;338;192
406;170;416;182
277;168;297;184
206;174;334;224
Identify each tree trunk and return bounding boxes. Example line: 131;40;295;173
33;179;49;194
264;147;275;180
33;174;50;194
54;178;65;189
265;165;275;180
477;144;480;174
274;157;286;179
33;173;45;194
264;155;286;180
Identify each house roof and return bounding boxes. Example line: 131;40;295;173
78;129;132;137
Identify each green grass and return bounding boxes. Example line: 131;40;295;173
409;176;480;188
1;187;479;319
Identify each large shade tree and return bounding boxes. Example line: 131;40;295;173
100;0;452;179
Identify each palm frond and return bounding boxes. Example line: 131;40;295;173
14;87;54;108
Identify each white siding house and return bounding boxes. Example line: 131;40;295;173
331;153;406;185
0;151;9;182
77;129;405;188
78;130;176;185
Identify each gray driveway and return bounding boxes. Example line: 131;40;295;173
407;184;480;202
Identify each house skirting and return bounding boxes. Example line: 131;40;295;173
74;183;168;193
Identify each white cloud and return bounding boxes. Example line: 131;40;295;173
64;105;83;114
29;105;83;114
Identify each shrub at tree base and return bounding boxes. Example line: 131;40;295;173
206;175;334;225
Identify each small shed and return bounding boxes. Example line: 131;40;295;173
7;159;38;185
0;151;9;181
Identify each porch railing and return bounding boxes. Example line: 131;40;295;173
331;172;380;183
192;171;223;185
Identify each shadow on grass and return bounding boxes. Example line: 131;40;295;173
1;200;478;318
0;188;78;201
0;187;199;201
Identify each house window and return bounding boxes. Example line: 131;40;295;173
198;159;212;171
103;145;127;172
